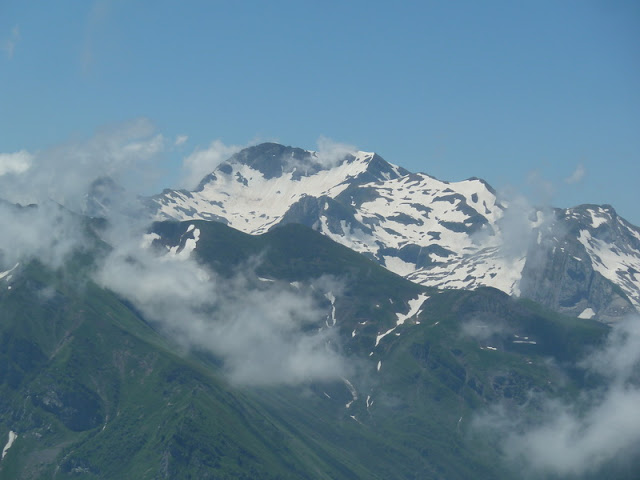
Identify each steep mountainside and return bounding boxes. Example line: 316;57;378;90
2;218;630;479
149;143;640;322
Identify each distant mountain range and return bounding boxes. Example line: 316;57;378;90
149;142;640;323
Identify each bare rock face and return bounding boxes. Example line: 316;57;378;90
519;209;637;322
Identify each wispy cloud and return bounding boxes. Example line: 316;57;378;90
174;134;188;146
0;118;164;211
82;0;111;74
474;315;640;477
526;170;556;205
314;136;357;168
0;201;86;270
565;163;586;185
94;229;349;386
0;120;348;387
2;25;20;59
180;139;242;189
0;150;33;176
460;317;511;342
0;118;165;269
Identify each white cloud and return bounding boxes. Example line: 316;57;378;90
0;118;164;211
0;122;348;387
314;136;357;168
504;387;640;477
474;315;640;477
0;118;167;269
2;25;19;59
180;139;242;189
461;317;511;341
0;201;86;269
565;163;586;184
174;134;188;146
94;229;348;386
0;150;33;176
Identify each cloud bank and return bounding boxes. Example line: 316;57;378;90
0;121;348;386
0;150;33;176
0;201;86;270
94;230;348;386
475;315;640;477
0;118;163;212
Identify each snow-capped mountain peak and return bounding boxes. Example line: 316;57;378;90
152;143;408;234
149;143;640;322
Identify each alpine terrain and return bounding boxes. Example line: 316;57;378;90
150;143;640;323
1;143;639;479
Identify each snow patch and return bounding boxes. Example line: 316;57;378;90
2;431;17;460
578;307;596;319
325;292;337;326
578;230;640;308
375;326;397;347
383;255;416;276
0;263;19;281
588;208;609;229
376;294;429;346
343;378;358;408
396;293;429;325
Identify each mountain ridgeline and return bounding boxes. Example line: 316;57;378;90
150;142;640;322
1;142;639;478
2;217;633;479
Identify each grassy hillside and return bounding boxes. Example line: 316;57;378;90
0;220;624;479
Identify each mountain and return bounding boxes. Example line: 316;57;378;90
149;142;640;322
3;218;631;479
2;143;639;478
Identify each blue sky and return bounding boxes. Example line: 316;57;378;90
1;1;639;223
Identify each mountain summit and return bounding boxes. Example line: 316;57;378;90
149;143;640;322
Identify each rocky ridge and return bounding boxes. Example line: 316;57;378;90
149;143;640;322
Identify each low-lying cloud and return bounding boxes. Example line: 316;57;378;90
0;121;348;387
0;118;163;212
180;139;242;189
460;317;511;342
474;315;640;477
0;201;86;270
0;120;165;270
0;150;33;176
95;231;348;385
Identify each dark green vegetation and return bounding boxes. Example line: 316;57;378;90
0;220;622;479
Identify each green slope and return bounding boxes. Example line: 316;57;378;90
0;219;625;479
0;260;367;479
